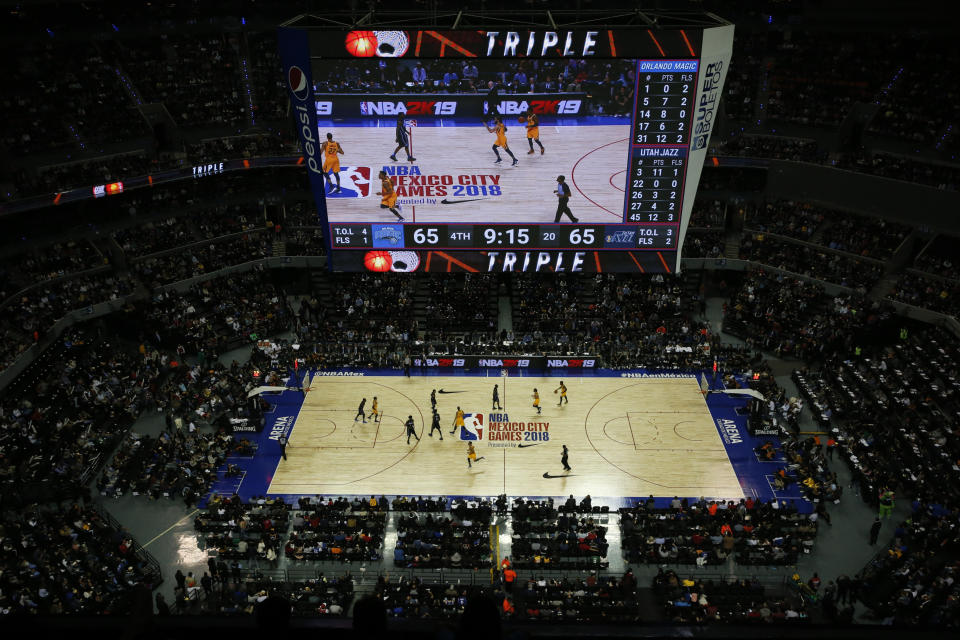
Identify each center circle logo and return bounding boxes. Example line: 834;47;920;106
288;66;310;102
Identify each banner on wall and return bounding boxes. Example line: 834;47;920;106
314;93;586;119
277;26;332;259
411;355;599;369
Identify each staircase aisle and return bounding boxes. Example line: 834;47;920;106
497;279;512;334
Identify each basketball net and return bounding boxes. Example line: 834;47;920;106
699;374;711;396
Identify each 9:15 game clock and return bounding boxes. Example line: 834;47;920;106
479;225;604;249
481;226;531;246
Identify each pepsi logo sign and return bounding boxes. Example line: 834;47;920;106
288;66;310;102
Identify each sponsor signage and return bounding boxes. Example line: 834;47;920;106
309;29;706;60
411;356;598;369
268;415;295;441
277;26;332;258
315;93;585;119
716;417;743;445
92;181;123;198
454;411;552;449
193;162;225;178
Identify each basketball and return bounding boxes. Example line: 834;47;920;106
345;30;377;57
363;250;392;272
554;389;558;394
518;116;526;123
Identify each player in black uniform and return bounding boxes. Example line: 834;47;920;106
405;415;420;444
428;409;444;439
492;384;502;410
431;389;437;411
561;444;571;471
354;398;367;423
390;114;416;162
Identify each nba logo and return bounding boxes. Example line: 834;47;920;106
458;413;484;440
326;166;371;198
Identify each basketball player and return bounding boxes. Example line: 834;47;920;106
354;398;367;423
428;409;443;439
405;415;420;444
492;384;502;410
532;389;541;415
368;396;380;423
554;381;568;406
524;110;545;155
553;175;578;223
467;442;486;468
377;170;404;222
320;132;344;193
451;406;465;435
390;114;416;162
561;444;571;471
485;116;518;166
431;389;437;411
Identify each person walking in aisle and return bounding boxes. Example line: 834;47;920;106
878;487;895;518
869;517;882;545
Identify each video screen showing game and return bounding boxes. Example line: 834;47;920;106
280;27;733;272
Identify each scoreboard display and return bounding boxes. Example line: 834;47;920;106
278;22;733;273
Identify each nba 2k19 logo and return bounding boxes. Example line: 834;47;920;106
457;412;551;448
414;358;466;367
486;100;582;116
360;101;457;116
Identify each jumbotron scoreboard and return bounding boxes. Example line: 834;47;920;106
279;15;733;273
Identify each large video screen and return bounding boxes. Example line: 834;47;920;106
279;27;733;272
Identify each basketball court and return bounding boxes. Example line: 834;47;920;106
318;118;631;225
265;373;744;500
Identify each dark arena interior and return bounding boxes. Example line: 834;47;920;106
2;1;960;638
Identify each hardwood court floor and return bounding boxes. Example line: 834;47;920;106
268;375;744;500
322;123;630;225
